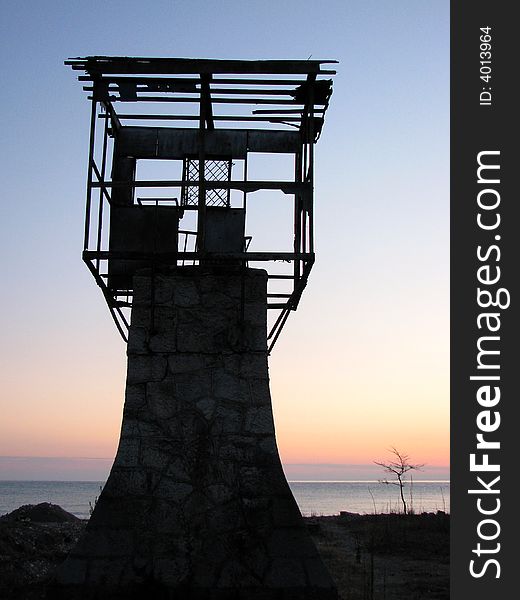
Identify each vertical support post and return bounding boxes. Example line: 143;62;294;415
227;159;232;207
308;76;315;254
301;128;308;258
197;76;205;253
197;74;212;254
95;108;109;272
293;148;303;287
84;97;97;251
243;135;249;213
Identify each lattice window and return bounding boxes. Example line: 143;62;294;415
182;158;232;207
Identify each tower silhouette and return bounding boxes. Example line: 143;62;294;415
52;56;337;599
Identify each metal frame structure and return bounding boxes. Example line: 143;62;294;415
66;57;336;351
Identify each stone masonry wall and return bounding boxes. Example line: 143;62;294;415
51;268;337;599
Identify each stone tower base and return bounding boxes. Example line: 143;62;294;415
50;268;337;599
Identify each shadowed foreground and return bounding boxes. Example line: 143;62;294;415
0;504;449;600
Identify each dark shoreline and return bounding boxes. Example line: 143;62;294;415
0;504;449;600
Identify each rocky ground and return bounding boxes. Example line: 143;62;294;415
0;504;85;599
0;504;449;599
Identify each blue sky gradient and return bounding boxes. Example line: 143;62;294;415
0;1;449;480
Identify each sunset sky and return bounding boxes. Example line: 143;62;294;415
0;0;449;481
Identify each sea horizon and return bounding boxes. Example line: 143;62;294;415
0;478;451;483
0;456;450;483
0;479;450;519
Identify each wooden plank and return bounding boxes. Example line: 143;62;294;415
252;109;324;114
104;96;308;105
84;85;307;96
105;114;301;122
79;76;312;86
66;56;337;75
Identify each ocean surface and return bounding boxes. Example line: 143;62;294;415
0;480;449;519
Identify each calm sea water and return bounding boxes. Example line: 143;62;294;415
0;480;449;519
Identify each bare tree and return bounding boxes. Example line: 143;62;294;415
374;447;424;515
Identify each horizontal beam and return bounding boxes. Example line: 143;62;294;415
85;86;307;97
67;56;337;75
252;109;322;115
84;250;315;262
103;114;302;123
91;180;310;193
115;127;303;159
109;298;294;311
92;96;315;106
80;76;314;86
92;179;311;194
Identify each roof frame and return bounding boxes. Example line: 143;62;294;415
67;56;336;137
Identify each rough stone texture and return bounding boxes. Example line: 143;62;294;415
50;268;337;599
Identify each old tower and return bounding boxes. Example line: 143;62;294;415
54;56;336;599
